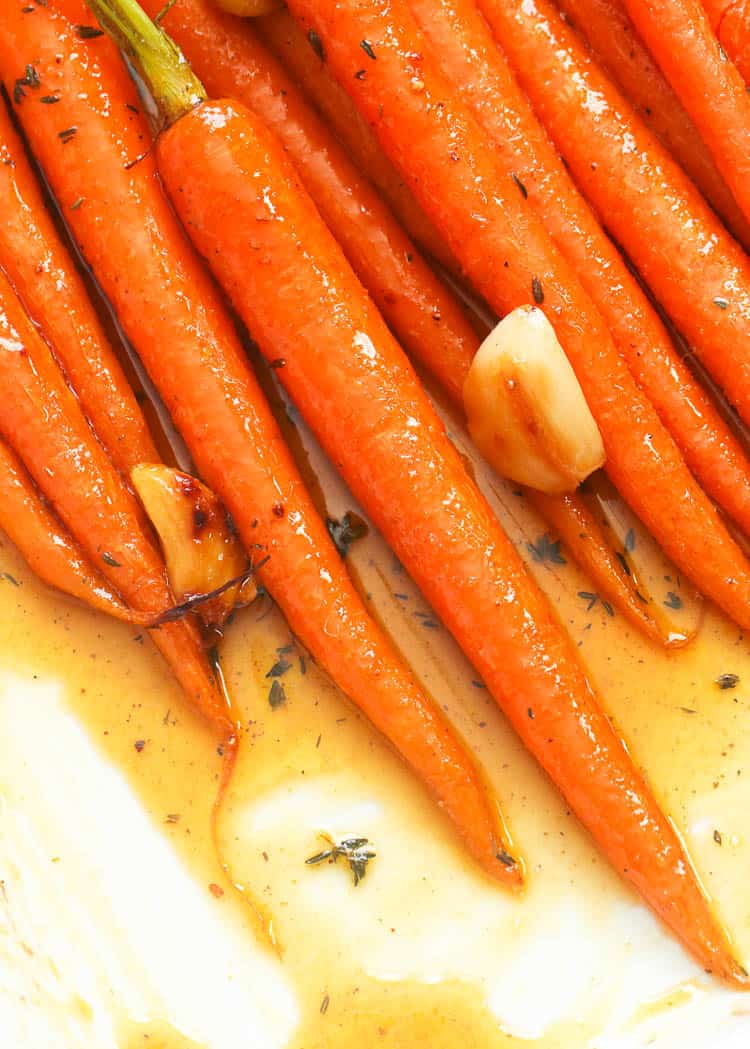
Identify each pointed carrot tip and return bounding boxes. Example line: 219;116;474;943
718;957;750;990
491;846;525;890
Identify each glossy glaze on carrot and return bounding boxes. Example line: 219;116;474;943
620;0;750;227
139;0;476;405
0;266;232;730
477;0;750;432
0;437;135;620
553;0;750;246
407;0;750;546
703;0;750;84
0;98;158;477
0;0;513;880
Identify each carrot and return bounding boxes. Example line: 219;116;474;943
282;0;750;643
407;0;750;550
618;0;750;227
256;8;456;273
0;264;234;732
138;0;476;405
135;0;659;641
476;0;750;430
88;0;748;983
0;436;137;620
552;0;750;247
0;0;513;882
704;0;750;84
0;96;158;478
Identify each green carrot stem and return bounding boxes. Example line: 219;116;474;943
86;0;206;126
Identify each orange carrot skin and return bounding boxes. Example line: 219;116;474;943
144;0;667;641
704;0;750;83
0;100;158;477
407;0;750;546
478;0;750;430
0;0;511;881
156;94;744;981
620;0;750;226
256;8;456;274
554;0;750;247
0;437;135;620
0;267;232;729
139;0;476;404
285;0;750;642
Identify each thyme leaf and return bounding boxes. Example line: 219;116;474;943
326;511;368;557
305;834;376;886
526;533;566;565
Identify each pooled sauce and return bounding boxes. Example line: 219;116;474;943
1;403;750;1049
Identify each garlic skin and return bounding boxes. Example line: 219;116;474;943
131;464;254;628
463;306;606;494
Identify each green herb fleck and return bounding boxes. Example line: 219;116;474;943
713;829;723;845
75;24;105;38
511;172;528;199
2;573;20;587
266;656;292;679
713;296;729;309
624;528;636;552
531;275;544;304
305;834;376;886
326;511;368;557
578;590;599;612
360;39;377;60
307;28;325;61
70;197;84;210
320;994;330;1015
58;126;77;144
716;672;740;690
101;552;121;567
269;679;287;709
40;94;59;104
526;533;566;565
664;591;683;610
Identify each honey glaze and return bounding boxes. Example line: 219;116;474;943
1;410;750;1047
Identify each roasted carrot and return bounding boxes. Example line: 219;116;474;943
256;8;455;273
0;265;234;732
477;0;750;431
0;97;158;478
134;0;658;640
0;437;137;620
552;0;750;246
138;0;476;405
619;0;750;227
88;0;748;982
281;0;750;645
407;0;750;552
704;0;750;84
0;0;512;881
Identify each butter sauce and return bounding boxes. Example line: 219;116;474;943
1;404;749;1048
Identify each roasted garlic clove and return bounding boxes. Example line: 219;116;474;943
463;306;605;493
131;464;255;628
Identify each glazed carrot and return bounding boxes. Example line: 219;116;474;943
407;0;750;547
0;98;158;477
0;0;512;881
89;0;747;982
0;437;136;620
477;0;750;432
138;0;476;404
553;0;750;246
0;266;234;732
256;8;455;273
704;0;750;83
282;0;750;643
136;0;657;640
618;0;750;226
